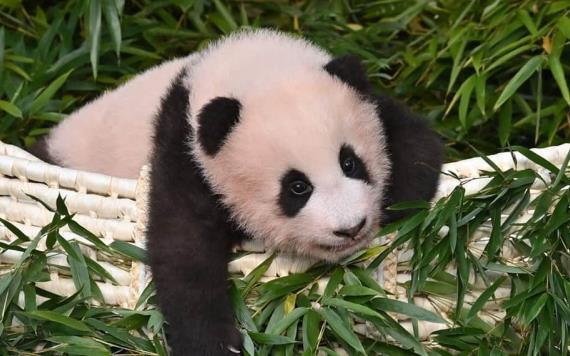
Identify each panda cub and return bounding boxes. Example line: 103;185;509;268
34;30;443;355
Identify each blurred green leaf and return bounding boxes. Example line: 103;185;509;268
29;70;73;115
494;55;544;110
89;0;103;78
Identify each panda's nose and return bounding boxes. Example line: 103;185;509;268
333;218;366;239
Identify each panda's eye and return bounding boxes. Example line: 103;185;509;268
290;180;312;196
339;144;371;183
341;157;356;175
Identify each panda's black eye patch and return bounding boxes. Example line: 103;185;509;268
339;144;371;183
279;169;313;217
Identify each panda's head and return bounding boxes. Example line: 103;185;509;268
192;55;441;261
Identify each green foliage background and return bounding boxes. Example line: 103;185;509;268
0;0;569;159
0;0;569;355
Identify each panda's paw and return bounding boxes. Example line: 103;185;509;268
219;323;243;355
196;322;242;355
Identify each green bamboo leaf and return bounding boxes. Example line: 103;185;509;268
485;262;530;274
516;9;538;36
0;27;4;75
512;146;561;175
523;293;548;325
248;332;297;345
29;70;73;114
89;0;102;78
323;267;344;297
544;194;569;235
85;255;118;284
458;75;475;127
557;16;570;39
447;29;468;93
68;220;110;252
371;298;446;323
213;0;238;31
48;336;110;354
230;282;257;332
466;276;507;323
0;217;30;241
257;273;316;305
67;241;92;298
266;307;307;335
475;74;486;116
484;209;503;258
448;211;457;253
241;254;274;296
317;307;365;354
548;34;570;106
552;149;570;187
109;240;146;262
302;310;321;352
338;285;379;297
25;310;91;331
498;99;512;146
103;0;121;58
5;62;31;80
494;55;544;110
322;297;381;318
0;100;22;118
242;331;255;356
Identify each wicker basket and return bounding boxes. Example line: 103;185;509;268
1;140;569;339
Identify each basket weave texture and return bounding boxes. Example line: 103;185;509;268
1;141;569;338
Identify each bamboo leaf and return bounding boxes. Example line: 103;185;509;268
89;0;102;78
317;307;365;354
466;276;507;323
29;70;73;114
302;309;321;352
0;100;22;118
557;16;570;39
494;55;544;110
248;332;297;345
103;0;121;58
266;307;307;335
25;310;91;331
548;33;570;106
322;297;381;318
371;298;446;323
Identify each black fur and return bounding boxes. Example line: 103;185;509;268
28;136;58;165
198;97;242;156
376;96;444;223
325;55;443;224
339;144;371;184
278;169;313;217
324;55;372;94
146;70;243;355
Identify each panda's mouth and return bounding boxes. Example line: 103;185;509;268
315;230;372;253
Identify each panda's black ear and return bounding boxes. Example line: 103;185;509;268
197;97;242;156
324;55;372;94
377;96;444;224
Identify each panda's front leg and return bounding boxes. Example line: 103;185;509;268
145;69;243;355
146;200;242;355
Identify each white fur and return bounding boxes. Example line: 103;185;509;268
47;29;390;260
189;30;390;260
47;57;192;178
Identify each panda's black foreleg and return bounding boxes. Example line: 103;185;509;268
146;70;242;355
146;203;241;355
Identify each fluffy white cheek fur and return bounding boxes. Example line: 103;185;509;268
281;180;382;261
